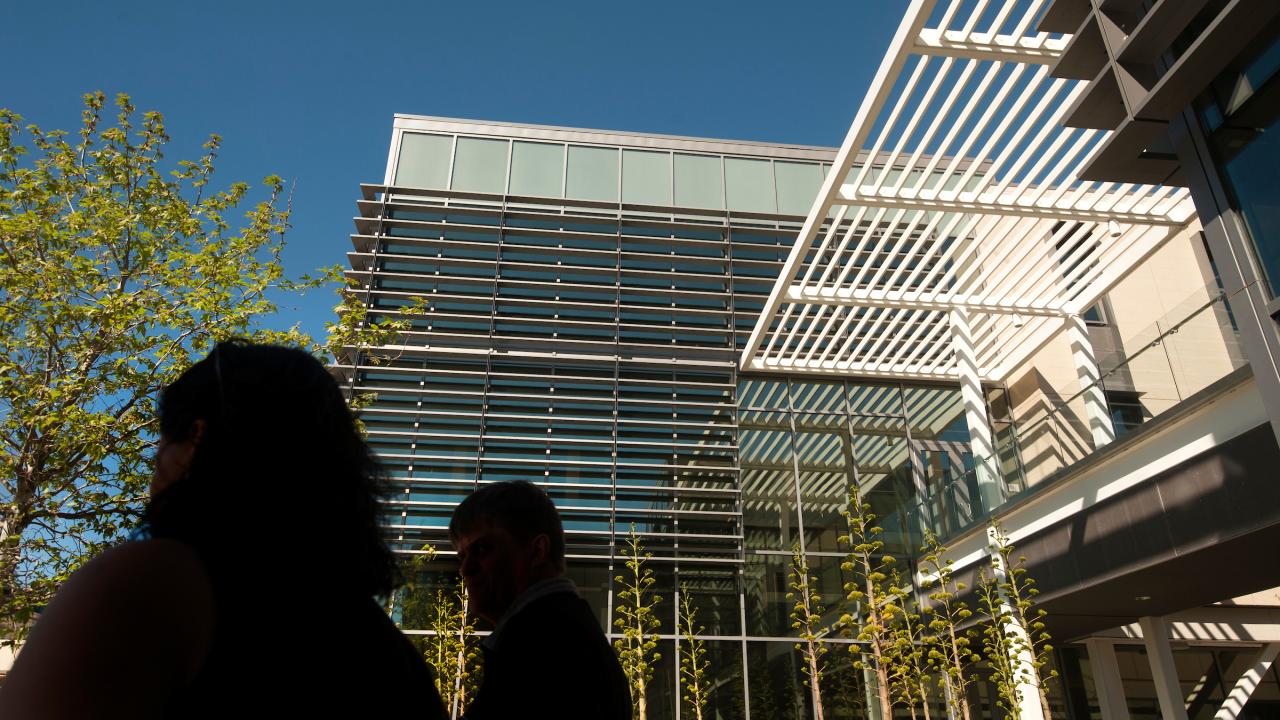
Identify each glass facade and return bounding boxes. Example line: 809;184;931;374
351;116;1280;720
349;124;975;719
1199;36;1280;296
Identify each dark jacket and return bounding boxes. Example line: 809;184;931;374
464;589;631;720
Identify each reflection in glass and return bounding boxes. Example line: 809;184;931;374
508;141;564;197
395;132;452;189
775;161;825;216
451;137;509;194
674;153;724;209
726;157;777;213
622;149;672;205
566;145;619;202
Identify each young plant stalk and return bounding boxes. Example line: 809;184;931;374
613;525;662;720
788;544;828;720
677;587;711;720
886;572;933;720
919;530;977;720
977;522;1055;720
838;483;898;720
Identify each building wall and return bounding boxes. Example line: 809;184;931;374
1005;223;1245;488
345;117;989;719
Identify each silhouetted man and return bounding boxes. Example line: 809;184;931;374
449;480;630;720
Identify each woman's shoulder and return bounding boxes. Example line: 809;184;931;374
0;538;216;717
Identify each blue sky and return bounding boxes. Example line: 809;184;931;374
1;0;908;343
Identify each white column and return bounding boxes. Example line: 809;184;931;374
1085;638;1131;720
1138;616;1189;720
1066;315;1115;448
1214;643;1280;720
949;309;1002;513
988;526;1047;720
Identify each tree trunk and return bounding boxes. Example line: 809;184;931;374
808;640;825;720
876;663;893;720
949;628;972;720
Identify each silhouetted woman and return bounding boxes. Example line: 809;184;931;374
0;341;447;719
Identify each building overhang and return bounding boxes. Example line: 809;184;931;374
740;0;1195;384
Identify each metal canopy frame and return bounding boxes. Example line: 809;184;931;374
740;0;1195;383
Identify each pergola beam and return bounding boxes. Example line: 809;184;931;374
914;28;1067;63
788;286;1070;317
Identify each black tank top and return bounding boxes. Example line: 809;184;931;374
161;550;447;718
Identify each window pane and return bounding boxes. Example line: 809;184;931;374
394;133;452;189
775;161;823;215
622;149;671;205
725;157;776;213
451;137;508;194
674;153;724;209
565;146;618;202
509;141;563;198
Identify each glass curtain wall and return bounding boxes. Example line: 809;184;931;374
349;125;970;719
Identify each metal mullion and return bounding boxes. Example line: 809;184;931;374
875;203;955;294
894;312;952;374
888;60;981;197
967;212;1090;304
871;55;958;198
811;305;863;368
1018;222;1107;306
914;59;1006;192
800;204;855;287
924;213;1010;306
862;207;929;292
471;198;506;496
881;209;970;300
834;205;895;289
861;308;918;373
981;77;1080;201
801;305;851;366
1004;125;1089;209
850;53;931;190
883;309;942;374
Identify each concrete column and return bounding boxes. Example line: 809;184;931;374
1138;616;1189;720
988;526;1047;720
1066;314;1115;448
1085;639;1131;720
949;308;1002;513
1214;643;1280;720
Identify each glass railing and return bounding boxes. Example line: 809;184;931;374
924;281;1250;541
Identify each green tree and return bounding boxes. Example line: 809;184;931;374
978;522;1056;720
837;484;899;720
0;92;353;639
677;586;710;720
613;524;662;720
919;530;979;720
787;543;828;720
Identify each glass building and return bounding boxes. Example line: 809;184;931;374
340;116;993;718
336;3;1280;717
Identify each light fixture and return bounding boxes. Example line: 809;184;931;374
1107;219;1123;238
1012;313;1025;328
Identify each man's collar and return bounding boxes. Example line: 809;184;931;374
481;576;578;650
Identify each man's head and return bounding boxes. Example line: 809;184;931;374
448;481;566;624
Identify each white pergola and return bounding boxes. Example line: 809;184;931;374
740;0;1196;385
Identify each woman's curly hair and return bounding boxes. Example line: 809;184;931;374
145;340;397;597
